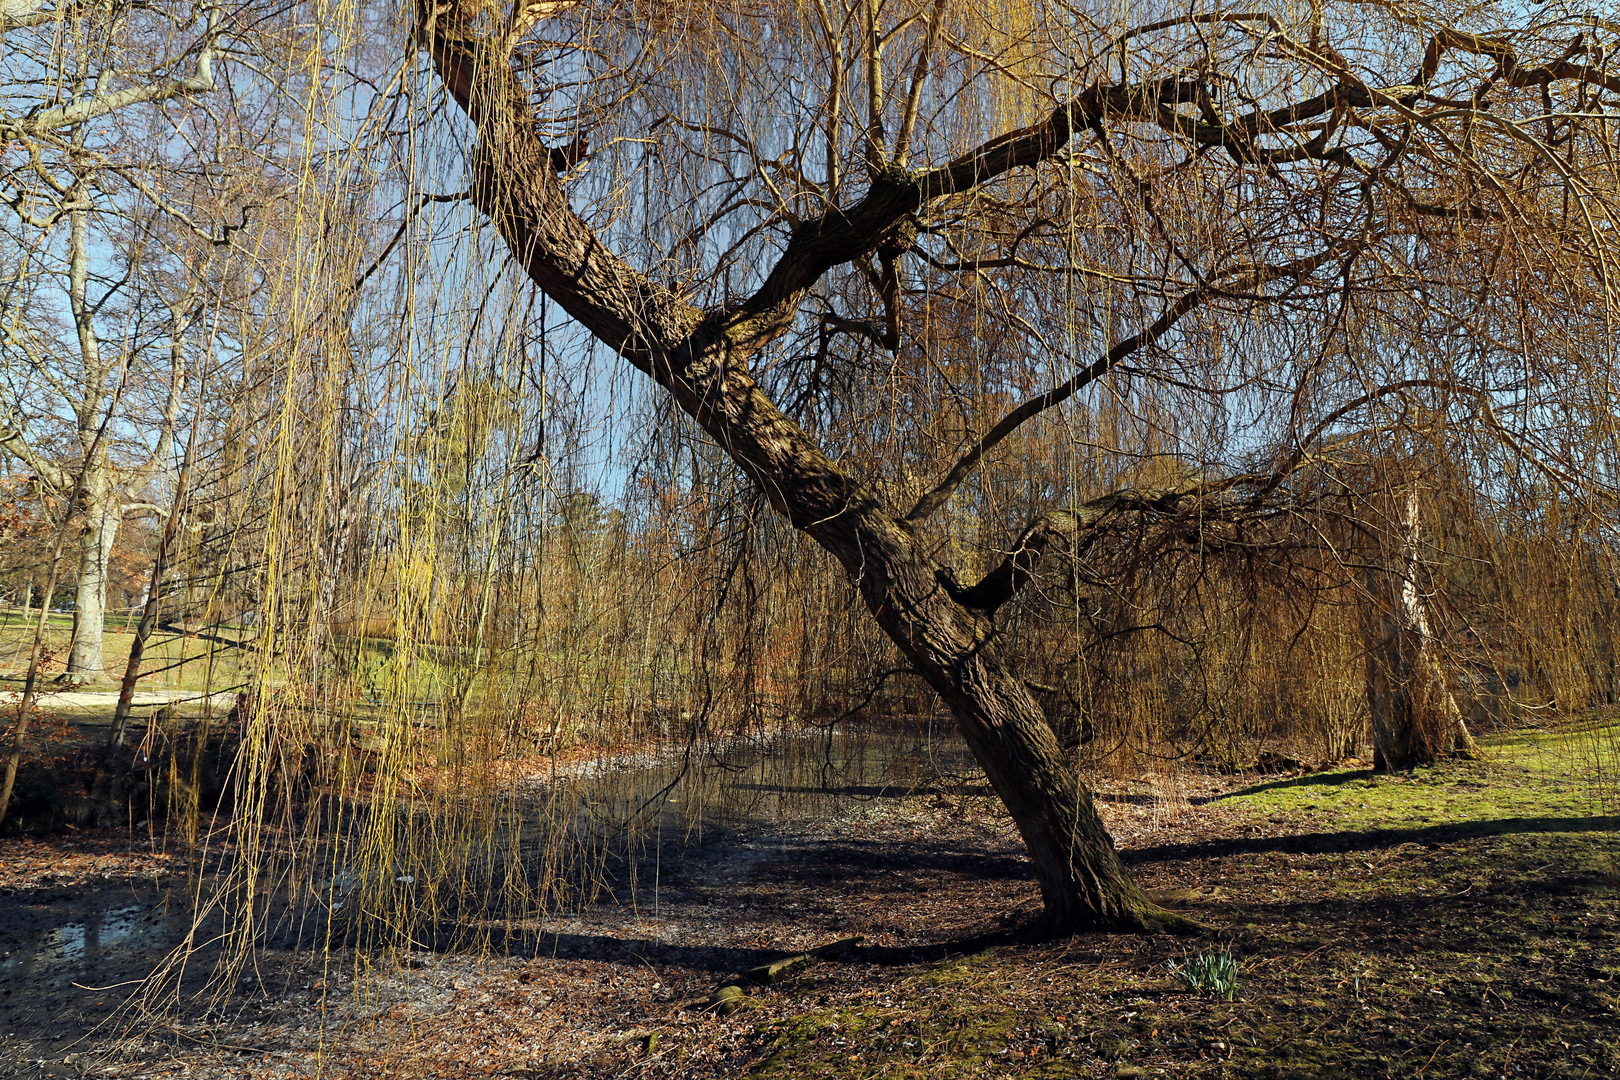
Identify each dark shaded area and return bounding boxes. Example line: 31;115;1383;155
0;880;239;1077
5;737;1616;1080
412;924;997;975
0;725;245;835
727;782;996;799
314;827;1036;966
748;807;1620;1080
1125;814;1620;864
1215;769;1380;800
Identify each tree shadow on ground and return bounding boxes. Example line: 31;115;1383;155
1211;769;1380;800
1127;814;1620;864
728;781;1240;808
688;836;1029;880
395;923;1004;976
305;825;1035;977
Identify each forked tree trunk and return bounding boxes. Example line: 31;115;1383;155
833;505;1190;931
416;9;1195;933
1367;485;1476;771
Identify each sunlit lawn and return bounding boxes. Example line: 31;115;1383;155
0;607;255;694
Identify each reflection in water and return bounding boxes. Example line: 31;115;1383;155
1;904;162;981
1;722;980;972
321;720;981;932
556;721;976;836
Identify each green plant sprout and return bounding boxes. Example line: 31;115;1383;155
1170;948;1240;1001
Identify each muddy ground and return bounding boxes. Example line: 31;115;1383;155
1;724;1616;1079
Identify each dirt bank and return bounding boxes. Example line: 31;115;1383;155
1;724;1615;1079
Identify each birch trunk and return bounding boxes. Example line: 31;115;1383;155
1368;485;1477;770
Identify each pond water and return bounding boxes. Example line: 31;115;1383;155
0;719;980;1073
6;904;153;970
555;719;979;832
0;888;198;1075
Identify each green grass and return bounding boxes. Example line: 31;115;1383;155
1215;723;1616;831
0;610;258;744
742;723;1620;1079
0;608;256;691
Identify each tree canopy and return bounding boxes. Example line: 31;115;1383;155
404;0;1620;928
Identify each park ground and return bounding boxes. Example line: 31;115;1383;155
0;608;250;728
0;720;1616;1079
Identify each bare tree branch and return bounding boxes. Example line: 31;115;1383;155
0;424;68;490
0;15;219;144
905;249;1344;525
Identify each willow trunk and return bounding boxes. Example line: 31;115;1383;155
416;10;1189;933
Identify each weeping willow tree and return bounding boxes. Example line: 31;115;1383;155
383;0;1620;932
3;0;1619;948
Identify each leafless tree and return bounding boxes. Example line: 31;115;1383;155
400;0;1620;931
1;2;279;681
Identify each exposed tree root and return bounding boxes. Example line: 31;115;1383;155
1022;896;1212;939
